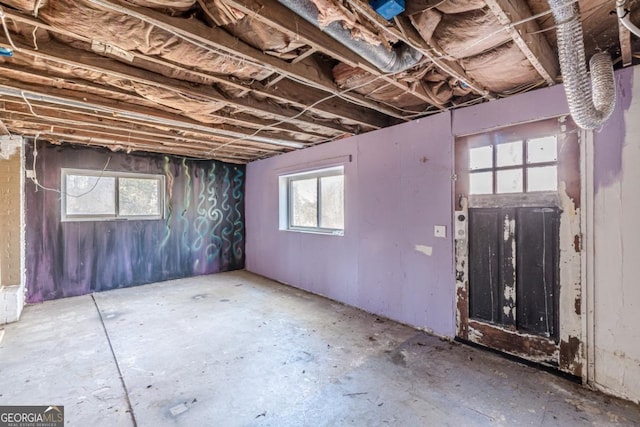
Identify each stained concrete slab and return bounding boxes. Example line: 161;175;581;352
1;270;639;426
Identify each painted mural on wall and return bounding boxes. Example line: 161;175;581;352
25;140;245;303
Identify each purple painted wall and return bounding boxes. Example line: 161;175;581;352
246;83;572;337
25;141;245;303
247;112;456;335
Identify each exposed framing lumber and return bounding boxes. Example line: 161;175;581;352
484;0;558;85
0;79;312;150
0;34;342;142
344;0;492;98
0;101;284;155
223;0;443;110
30;130;250;163
84;0;396;126
0;113;259;160
2;9;379;132
619;21;633;67
0;99;286;154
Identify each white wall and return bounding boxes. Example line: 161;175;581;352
592;66;640;403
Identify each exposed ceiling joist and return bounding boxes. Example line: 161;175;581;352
0;113;258;160
1;9;380;133
0;79;309;149
619;21;633;67
30;129;251;163
484;0;558;85
0;0;624;162
0;100;283;155
86;0;397;125
344;0;492;98
0;36;341;141
222;0;444;110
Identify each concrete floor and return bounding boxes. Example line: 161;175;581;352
1;271;639;426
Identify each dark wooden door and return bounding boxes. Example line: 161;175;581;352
454;118;583;376
468;207;559;338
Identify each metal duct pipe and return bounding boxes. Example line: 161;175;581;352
278;0;422;73
546;0;616;130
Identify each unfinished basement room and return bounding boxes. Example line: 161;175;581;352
1;0;640;425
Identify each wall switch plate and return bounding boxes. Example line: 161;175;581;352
434;225;447;238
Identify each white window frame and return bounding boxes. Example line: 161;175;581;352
279;166;344;235
468;135;559;196
61;168;165;222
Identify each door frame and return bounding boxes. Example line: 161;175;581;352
454;116;584;376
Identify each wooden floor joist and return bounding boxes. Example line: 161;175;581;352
2;9;381;133
485;0;558;85
0;35;345;142
223;0;443;111
0;113;262;160
0;99;289;154
345;0;492;98
0;79;313;151
0;101;285;155
83;0;396;126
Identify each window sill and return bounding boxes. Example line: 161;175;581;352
282;228;344;237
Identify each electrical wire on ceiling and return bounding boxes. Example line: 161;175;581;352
0;0;622;158
206;69;413;155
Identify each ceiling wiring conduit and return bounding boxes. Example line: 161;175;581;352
277;0;423;73
617;0;640;37
546;0;616;130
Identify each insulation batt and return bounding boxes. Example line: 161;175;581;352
432;7;511;60
35;0;272;81
461;41;540;93
1;40;226;124
436;0;487;14
309;0;397;47
333;62;456;107
224;16;306;59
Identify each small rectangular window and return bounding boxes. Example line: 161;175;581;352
468;134;558;195
280;166;344;235
61;169;165;221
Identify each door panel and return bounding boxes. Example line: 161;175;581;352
468;209;502;323
516;208;559;339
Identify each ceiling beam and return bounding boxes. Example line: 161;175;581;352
0;34;342;141
484;0;558;85
84;0;395;126
27;130;250;163
0;100;284;155
619;21;633;67
2;9;378;132
0;113;259;160
345;0;491;98
0;78;310;149
0;99;290;154
223;0;442;110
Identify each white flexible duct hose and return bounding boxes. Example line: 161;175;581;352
547;0;616;130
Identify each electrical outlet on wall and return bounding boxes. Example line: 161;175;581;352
25;170;35;179
434;225;447;238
